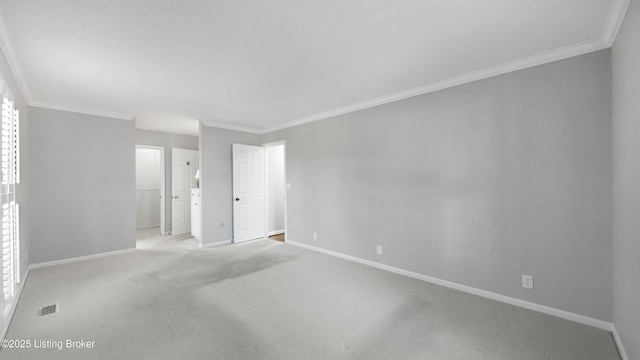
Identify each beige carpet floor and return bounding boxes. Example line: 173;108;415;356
0;229;621;359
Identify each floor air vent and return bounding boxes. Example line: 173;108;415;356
38;303;58;316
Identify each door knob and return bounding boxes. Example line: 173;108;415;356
235;198;240;201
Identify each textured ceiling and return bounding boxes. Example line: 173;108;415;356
0;0;629;135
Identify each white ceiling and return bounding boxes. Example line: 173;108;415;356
0;0;629;136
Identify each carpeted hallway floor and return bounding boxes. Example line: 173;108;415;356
0;229;621;359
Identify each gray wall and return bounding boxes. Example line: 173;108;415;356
199;124;261;245
262;50;613;321
612;1;640;358
0;45;29;279
28;107;136;264
135;129;198;232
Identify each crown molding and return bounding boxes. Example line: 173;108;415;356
262;37;609;134
0;9;134;121
260;1;631;134
30;100;134;121
601;0;630;46
0;1;631;133
201;119;262;134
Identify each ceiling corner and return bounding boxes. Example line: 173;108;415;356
601;0;631;46
0;10;34;105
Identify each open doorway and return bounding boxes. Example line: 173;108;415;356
135;145;165;236
264;141;286;242
134;127;201;251
171;148;199;237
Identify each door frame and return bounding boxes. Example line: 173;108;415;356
172;148;199;236
135;145;166;235
263;140;287;242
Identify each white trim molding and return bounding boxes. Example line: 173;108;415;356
0;2;632;134
0;14;135;122
612;327;629;360
136;225;162;231
219;1;633;135
263;37;609;134
602;0;631;46
200;239;233;248
287;241;615;332
268;230;285;236
29;248;137;270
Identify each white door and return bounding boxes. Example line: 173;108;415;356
233;144;265;243
172;148;199;236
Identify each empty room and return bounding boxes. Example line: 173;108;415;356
0;0;638;359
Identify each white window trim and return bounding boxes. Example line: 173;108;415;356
1;95;19;315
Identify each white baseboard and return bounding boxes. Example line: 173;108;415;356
268;230;285;236
612;326;629;360
287;241;614;332
200;239;233;248
1;267;30;340
29;248;137;270
136;225;161;230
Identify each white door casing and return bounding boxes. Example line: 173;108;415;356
233;144;265;243
172;148;199;236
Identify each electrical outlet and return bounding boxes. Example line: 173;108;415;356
312;232;317;240
522;274;534;290
286;183;291;190
218;222;224;228
376;245;383;255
